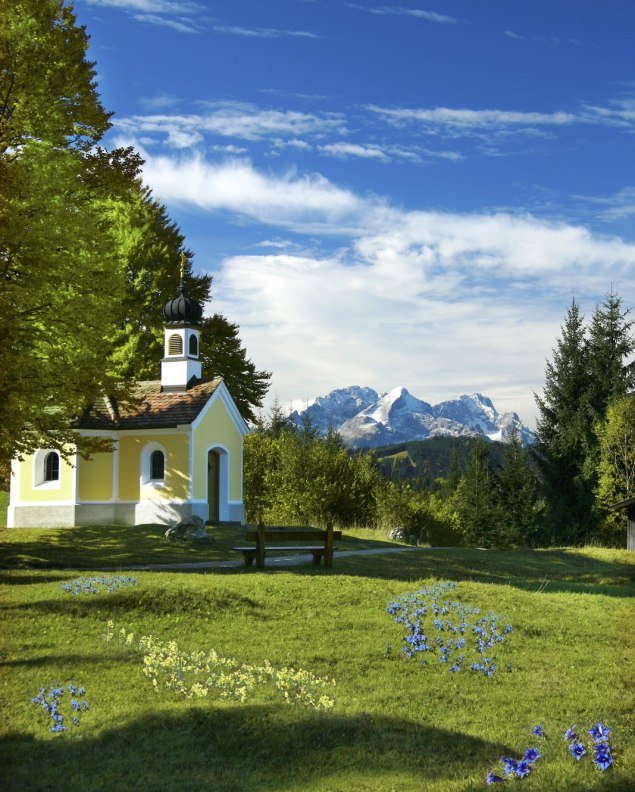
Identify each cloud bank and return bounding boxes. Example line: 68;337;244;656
139;153;635;424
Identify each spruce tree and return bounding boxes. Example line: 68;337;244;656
497;430;540;546
587;291;635;420
453;439;503;547
534;299;594;543
534;295;634;544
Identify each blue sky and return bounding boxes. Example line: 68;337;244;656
75;0;635;426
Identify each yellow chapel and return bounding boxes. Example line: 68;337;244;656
7;278;248;528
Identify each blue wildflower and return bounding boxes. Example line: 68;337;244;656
485;771;504;784
532;725;544;737
515;760;531;779
588;722;611;743
524;748;541;763
570;742;586;760
563;726;577;743
593;744;612;771
502;757;518;776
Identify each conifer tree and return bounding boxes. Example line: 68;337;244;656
534;300;595;543
587;291;635;420
453;440;503;547
497;429;540;546
534;294;634;544
199;314;270;423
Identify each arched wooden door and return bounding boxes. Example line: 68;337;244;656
207;450;220;523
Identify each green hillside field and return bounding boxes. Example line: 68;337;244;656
0;524;632;791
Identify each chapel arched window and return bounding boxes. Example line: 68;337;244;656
150;450;165;481
44;452;60;482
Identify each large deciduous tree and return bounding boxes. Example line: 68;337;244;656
0;1;270;468
595;395;635;546
0;0;127;464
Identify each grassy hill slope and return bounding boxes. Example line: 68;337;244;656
1;543;633;791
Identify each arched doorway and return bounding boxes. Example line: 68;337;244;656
207;447;229;523
207;449;220;523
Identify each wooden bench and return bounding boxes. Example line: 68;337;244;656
233;524;342;568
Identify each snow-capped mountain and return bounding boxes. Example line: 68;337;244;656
290;386;534;448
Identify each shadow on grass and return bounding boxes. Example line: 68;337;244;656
0;524;392;571
3;586;266;620
0;706;515;792
0;652;121;670
275;548;635;598
0;523;231;570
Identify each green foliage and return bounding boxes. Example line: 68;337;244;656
497;430;541;546
200;314;270;423
0;1;269;467
534;294;634;545
595;395;635;545
374;436;505;494
0;0;131;464
452;439;506;547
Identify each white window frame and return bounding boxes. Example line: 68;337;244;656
33;449;62;490
140;442;167;489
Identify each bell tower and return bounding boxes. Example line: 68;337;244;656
160;255;203;392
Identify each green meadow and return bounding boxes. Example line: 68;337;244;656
0;525;633;791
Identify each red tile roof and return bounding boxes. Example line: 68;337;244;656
77;378;223;430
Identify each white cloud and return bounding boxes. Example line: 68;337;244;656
318;141;464;163
213;25;319;39
367;101;635;136
368;105;577;129
114;103;345;145
138;93;182;111
142;153;372;230
85;0;203;33
86;0;200;11
139;153;635;425
319;142;390;161
575;186;635;222
210;144;249;154
349;4;457;24
133;13;199;33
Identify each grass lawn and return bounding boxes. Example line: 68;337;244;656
0;534;633;791
0;522;398;569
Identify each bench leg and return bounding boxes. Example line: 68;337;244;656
311;552;322;566
244;554;254;567
324;522;334;568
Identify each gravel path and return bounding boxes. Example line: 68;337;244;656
118;545;424;571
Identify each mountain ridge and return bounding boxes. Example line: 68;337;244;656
290;385;534;448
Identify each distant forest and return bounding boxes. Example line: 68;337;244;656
371;436;507;493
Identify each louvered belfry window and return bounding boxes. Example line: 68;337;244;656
168;334;183;355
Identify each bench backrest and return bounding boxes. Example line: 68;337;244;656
245;528;342;543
